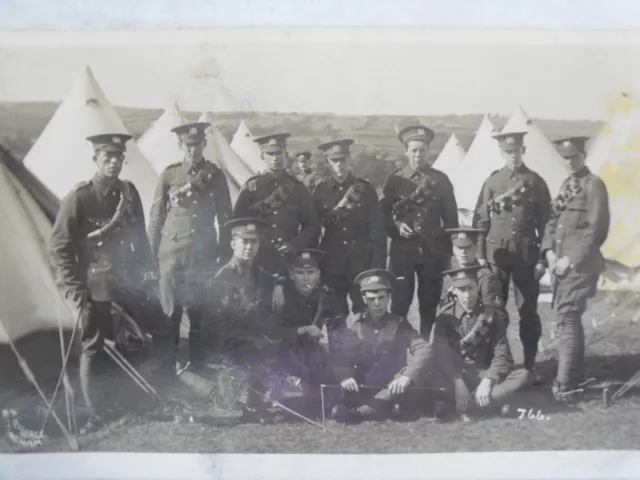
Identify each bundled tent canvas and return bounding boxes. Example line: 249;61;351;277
432;133;465;179
230;119;264;173
22;66;158;220
137;102;190;175
501;106;568;197
451;114;504;212
199;112;255;201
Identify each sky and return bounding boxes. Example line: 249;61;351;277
2;29;640;120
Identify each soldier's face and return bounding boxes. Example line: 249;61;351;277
327;156;352;180
563;153;586;175
180;140;205;165
454;283;479;311
263;150;287;173
405;140;429;170
94;151;124;179
453;244;477;266
363;290;391;318
298;156;311;172
290;265;321;294
501;147;525;170
231;237;260;261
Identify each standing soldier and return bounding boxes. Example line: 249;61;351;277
234;133;320;307
147;121;233;371
294;150;323;191
313;139;387;315
432;265;531;420
541;137;610;401
381;125;459;336
473;131;551;379
50;133;175;433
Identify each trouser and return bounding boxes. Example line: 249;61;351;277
490;263;542;368
552;272;599;389
171;306;205;368
389;257;446;336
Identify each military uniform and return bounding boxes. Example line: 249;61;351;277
380;125;459;335
330;270;437;419
473;131;551;370
50;134;174;423
233;133;320;280
433;266;530;412
313;139;387;314
541;137;610;397
294;149;323;191
147;122;233;368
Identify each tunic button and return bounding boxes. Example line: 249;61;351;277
343;241;347;245
558;224;563;228
342;227;347;231
192;214;197;218
272;224;277;228
417;213;422;217
193;200;198;204
374;330;379;334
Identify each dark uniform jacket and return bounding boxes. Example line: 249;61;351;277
540;167;610;275
50;175;154;301
442;260;507;318
474;164;551;267
333;312;433;384
381;165;459;262
312;174;387;274
297;171;323;191
433;300;513;383
233;171;320;252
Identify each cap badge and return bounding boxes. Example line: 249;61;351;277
563;140;573;147
246;224;256;231
112;136;121;144
189;126;198;135
268;137;278;146
364;276;381;285
506;136;516;144
301;252;311;259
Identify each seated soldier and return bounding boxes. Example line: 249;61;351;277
330;269;438;423
432;265;531;420
204;217;281;422
260;249;347;410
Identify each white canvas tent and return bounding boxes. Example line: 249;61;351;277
22;66;158;220
501;106;568;197
432;133;465;178
230;119;264;173
451;115;504;212
137;102;189;175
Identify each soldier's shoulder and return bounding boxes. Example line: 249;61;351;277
204;160;223;174
70;179;92;193
286;171;304;185
352;311;367;324
383;167;403;184
436;294;457;315
244;173;266;192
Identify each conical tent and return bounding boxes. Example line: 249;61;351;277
230;119;264;173
501;106;568;197
585;91;640;290
138;102;189;174
433;133;465;178
451;115;504;211
199;112;254;202
22;66;158;220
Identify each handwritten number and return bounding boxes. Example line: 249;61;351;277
517;408;526;420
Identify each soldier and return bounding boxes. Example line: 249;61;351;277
443;226;507;324
312;139;387;315
542;137;610;401
294;150;323;191
147;121;233;371
233;133;320;309
380;125;459;336
330;269;437;422
50;133;175;432
205;217;281;421
432;265;531;419
473;131;551;379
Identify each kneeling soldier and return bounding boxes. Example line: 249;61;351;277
330;269;437;422
433;265;531;419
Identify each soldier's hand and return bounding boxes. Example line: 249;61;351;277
475;378;493;408
297;325;323;340
341;377;359;392
453;378;470;412
398;223;415;239
554;256;571;277
534;262;547;282
388;375;412;396
272;285;285;310
546;250;558;271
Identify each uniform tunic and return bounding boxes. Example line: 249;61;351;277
540;167;610;388
50;175;172;355
296;171;323;191
312;174;387;314
234;171;320;278
473;164;551;366
380;165;459;335
433;300;529;407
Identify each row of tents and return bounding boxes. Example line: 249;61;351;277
1;65;639;370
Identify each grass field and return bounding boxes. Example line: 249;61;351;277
1;288;638;454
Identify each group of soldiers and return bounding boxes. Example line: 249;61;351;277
49;119;610;432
